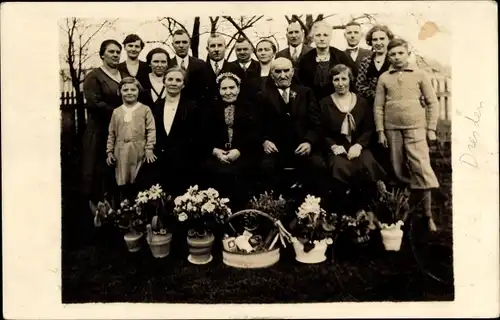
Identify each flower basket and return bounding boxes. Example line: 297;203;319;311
124;231;143;252
291;237;332;264
187;230;215;264
380;221;404;251
222;209;290;269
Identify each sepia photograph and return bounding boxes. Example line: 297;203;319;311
2;1;498;319
59;10;453;303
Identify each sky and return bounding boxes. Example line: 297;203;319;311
59;12;451;82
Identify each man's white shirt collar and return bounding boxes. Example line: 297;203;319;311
210;59;224;72
176;55;189;69
239;60;252;70
290;43;303;56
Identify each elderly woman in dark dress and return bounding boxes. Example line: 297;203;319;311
201;72;259;210
298;21;356;101
82;39;126;202
312;64;386;214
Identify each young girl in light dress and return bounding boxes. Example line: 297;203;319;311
106;77;157;200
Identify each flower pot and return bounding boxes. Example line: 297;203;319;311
124;232;143;252
147;232;173;258
291;237;331;264
187;232;215;265
380;228;403;251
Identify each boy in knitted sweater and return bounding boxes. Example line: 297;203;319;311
373;38;439;232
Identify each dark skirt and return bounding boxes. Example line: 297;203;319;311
327;149;386;186
81;125;116;201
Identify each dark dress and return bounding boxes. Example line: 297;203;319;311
298;47;357;101
139;92;201;196
117;60;150;89
81;67;125;201
311;94;386;214
355;54;393;177
201;99;259;210
139;74;166;109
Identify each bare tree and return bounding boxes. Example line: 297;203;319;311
223;15;265;60
60;18;118;138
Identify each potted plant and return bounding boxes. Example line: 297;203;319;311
173;185;231;264
371;181;412;251
221;192;292;269
289;195;337;264
90;197;146;251
136;184;174;258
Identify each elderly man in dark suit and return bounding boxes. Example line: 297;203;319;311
276;21;312;69
343;21;372;74
257;57;323;196
168;29;211;105
204;33;245;103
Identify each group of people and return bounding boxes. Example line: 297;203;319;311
81;20;441;231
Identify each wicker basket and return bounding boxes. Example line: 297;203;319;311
222;209;285;269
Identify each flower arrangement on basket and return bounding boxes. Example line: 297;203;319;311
289;195;337;263
370;180;412;251
173;185;231;264
135;184;174;258
224;191;291;254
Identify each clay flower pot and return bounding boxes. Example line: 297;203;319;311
186;230;215;265
291;237;332;264
146;224;173;258
124;232;143;252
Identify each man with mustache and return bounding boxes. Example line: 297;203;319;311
117;34;150;89
231;36;262;95
168;29;211;106
204;33;245;104
276;21;312;70
257;57;322;197
343;21;372;74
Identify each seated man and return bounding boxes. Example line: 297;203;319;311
256;57;323;197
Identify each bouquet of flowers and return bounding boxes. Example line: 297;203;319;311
291;195;337;252
135;184;172;235
173;185;231;237
90;197;146;236
338;210;377;244
371;180;412;230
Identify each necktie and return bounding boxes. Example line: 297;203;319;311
214;61;220;75
292;47;299;63
281;89;289;104
347;47;357;60
180;59;186;70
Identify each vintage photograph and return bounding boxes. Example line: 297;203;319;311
59;11;453;303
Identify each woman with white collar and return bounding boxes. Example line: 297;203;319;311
143;67;201;196
312;64;386;215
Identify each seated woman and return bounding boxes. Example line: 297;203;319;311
312;64;386;215
201;72;259;210
137;66;200;196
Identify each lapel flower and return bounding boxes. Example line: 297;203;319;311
289;90;297;100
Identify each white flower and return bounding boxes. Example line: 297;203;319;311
186;202;195;212
136;191;149;204
174;196;184;207
297;209;309;219
201;202;216;213
220;198;230;204
178;212;188;222
205;188;219;198
187;185;199;195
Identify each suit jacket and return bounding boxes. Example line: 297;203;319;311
117;60;150;89
298;46;357;100
205;60;246;104
276;44;312;66
201;99;259;157
149;93;201;162
257;82;320;151
169;56;211;105
231;59;264;98
344;47;372;74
